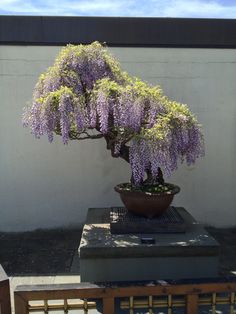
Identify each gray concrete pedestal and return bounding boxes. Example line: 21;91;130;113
79;207;219;282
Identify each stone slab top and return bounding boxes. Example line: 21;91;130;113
79;207;220;259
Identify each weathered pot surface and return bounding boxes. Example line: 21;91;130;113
114;183;180;218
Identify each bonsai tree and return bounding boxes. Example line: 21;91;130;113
23;41;204;190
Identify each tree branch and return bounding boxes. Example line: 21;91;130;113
104;134;130;163
69;131;104;140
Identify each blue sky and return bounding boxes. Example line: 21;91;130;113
0;0;236;18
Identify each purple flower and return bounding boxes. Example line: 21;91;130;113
58;93;73;144
129;139;145;185
96;91;109;134
22;42;205;187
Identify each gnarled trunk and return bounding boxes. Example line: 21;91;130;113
104;135;164;186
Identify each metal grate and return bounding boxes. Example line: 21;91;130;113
110;206;186;234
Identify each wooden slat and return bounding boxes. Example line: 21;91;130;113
212;293;216;314
103;297;115;314
14;281;236;299
186;294;199;314
230;292;235;314
0;265;11;314
148;295;153;314
129;296;134;314
107;282;236;298
14;294;28;314
0;281;11;314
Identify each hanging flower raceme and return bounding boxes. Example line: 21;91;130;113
96;91;110;134
128;101;204;185
74;96;87;133
129;139;146;185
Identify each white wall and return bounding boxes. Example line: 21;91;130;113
0;46;235;231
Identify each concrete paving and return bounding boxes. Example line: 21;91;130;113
1;226;236;276
0;228;82;275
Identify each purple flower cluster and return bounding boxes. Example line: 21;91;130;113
23;42;205;186
58;94;73;144
23;42;122;143
96;91;109;134
129;139;146;184
95;88;146;135
129;118;204;184
74;97;86;133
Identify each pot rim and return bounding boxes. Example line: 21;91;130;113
114;182;180;197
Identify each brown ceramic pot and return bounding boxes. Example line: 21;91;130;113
114;183;180;218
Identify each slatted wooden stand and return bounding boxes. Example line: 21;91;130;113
13;279;236;314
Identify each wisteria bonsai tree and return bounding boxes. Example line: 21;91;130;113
23;41;204;192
